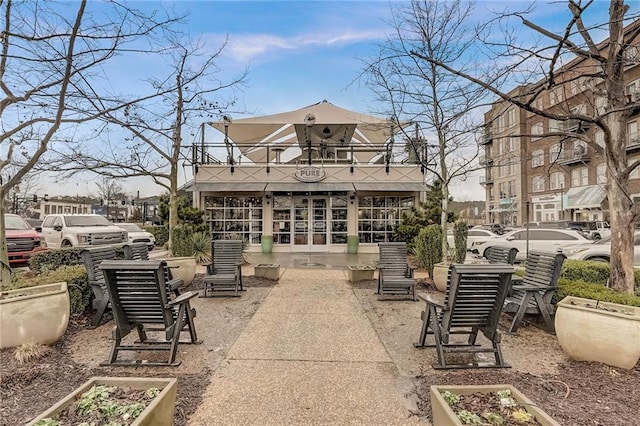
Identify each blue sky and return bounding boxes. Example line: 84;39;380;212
47;0;632;200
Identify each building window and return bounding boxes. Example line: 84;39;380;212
330;196;348;244
508;180;516;198
205;196;263;244
532;175;545;192
571;167;589;187
594;130;605;147
531;122;543;141
508;161;517;176
507;108;516;127
531;149;544;168
628;121;639;145
549;143;563;163
358;196;413;244
498;182;507;199
595;97;606;115
44;205;50;215
509;137;518;152
550;172;565;190
549;119;562;133
596;163;607;184
550;87;564;106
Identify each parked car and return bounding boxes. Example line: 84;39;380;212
23;218;43;230
471;228;593;262
117;223;156;250
447;228;500;251
473;223;506;235
520;221;610;240
565;232;640;267
4;214;47;265
41;214;128;248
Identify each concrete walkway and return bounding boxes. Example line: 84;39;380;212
189;269;423;425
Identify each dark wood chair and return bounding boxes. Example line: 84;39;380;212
503;250;566;333
122;243;149;260
203;240;243;297
376;242;416;300
415;264;515;369
99;260;200;366
484;246;518;265
81;246;117;327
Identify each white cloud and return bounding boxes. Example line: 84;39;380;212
211;29;385;63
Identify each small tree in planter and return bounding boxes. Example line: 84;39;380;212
413;224;443;279
453;220;468;264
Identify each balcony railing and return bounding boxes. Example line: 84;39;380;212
479;155;494;166
481;127;493;145
563;119;590;133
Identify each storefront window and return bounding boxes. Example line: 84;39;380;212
204;196;263;244
358;196;414;243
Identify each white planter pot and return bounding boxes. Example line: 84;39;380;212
165;256;197;286
28;376;177;426
433;263;451;292
555;296;640;369
0;282;70;349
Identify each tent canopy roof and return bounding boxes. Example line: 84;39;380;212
208;100;410;164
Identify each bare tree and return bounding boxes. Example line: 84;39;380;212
362;0;488;257
0;0;180;282
48;36;246;253
411;0;640;293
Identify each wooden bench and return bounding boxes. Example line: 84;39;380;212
415;264;515;369
503;250;566;333
376;242;416;301
484;246;518;265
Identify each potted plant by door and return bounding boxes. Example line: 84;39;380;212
431;384;559;426
555;296;640;369
0;282;70;349
28;377;177;426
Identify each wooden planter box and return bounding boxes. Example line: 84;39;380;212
431;384;559;426
0;282;70;349
347;265;375;282
28;377;178;426
255;263;280;280
555;296;640;369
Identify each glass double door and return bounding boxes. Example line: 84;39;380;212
293;197;327;250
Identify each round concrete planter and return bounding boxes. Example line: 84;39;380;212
165;256;197;286
555;296;640;369
431;384;559;426
433;263;451;292
28;376;177;426
0;282;70;349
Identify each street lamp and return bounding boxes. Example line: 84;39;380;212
304;113;316;165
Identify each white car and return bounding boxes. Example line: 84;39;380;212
447;228;500;251
117;223;156;250
41;214;128;248
565;232;640;267
471;228;593;262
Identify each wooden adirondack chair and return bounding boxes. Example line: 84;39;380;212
99;260;200;366
484;246;518;265
122;243;149;260
376;242;416;300
415;264;515;369
203;240;244;297
503;250;566;333
81;246;117;327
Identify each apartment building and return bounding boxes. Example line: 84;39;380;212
482;21;640;225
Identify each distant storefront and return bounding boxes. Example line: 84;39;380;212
187;101;426;253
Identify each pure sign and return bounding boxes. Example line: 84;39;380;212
294;166;326;182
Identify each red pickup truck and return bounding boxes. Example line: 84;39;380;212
5;214;47;265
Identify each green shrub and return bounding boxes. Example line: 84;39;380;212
145;225;169;247
171;225;195;257
555;277;640;307
561;259;640;296
453;220;468;264
9;265;91;314
29;247;125;274
29;248;84;274
191;232;212;264
413;224;443;279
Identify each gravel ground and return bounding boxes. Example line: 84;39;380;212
1;272;638;425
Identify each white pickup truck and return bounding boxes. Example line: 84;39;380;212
41;214;128;248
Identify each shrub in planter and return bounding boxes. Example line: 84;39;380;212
413;224;443;279
8;265;91;315
190;231;212;264
453;220;468;264
29;248;84;274
145;225;169;247
554;278;640;307
561;259;640;296
171;225;195;257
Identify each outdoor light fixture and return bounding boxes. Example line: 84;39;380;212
223;115;234;171
304;113;316;165
322;126;331;135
